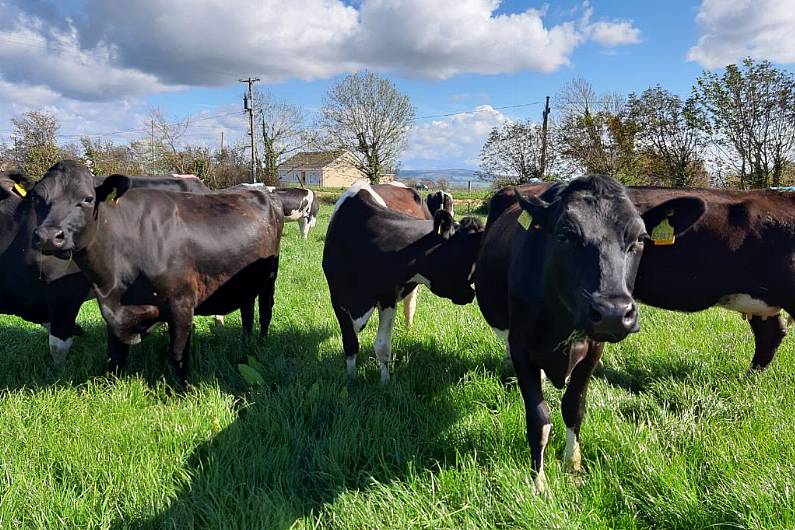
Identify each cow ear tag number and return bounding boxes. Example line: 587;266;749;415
651;216;675;246
12;183;26;197
517;211;533;231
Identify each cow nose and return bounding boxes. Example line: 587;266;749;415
588;297;638;341
33;226;66;251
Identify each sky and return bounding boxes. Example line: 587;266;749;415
0;0;792;170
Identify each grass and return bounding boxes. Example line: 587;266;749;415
1;205;795;529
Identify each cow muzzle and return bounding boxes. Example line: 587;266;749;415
587;296;638;342
33;226;68;255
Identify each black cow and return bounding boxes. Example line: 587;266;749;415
234;184;318;239
497;183;795;373
475;176;705;493
323;180;484;382
426;190;454;217
0;170;212;364
30;161;283;384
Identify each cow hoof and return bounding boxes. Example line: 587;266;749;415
48;334;73;367
379;362;390;384
533;471;548;495
346;357;357;379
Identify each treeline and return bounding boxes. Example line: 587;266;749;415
480;58;795;189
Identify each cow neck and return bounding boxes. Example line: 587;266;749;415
72;203;125;300
0;197;22;252
396;226;447;279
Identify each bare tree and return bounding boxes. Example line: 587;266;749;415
556;79;642;183
627;86;709;187
319;71;415;184
149;108;191;174
253;90;306;186
694;58;795;189
478;120;555;185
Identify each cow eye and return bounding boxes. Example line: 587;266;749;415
81;196;94;205
556;229;577;243
627;234;647;253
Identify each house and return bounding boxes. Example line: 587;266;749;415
278;151;394;187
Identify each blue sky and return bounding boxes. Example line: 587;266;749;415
0;0;791;170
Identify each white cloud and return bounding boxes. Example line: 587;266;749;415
588;21;641;47
403;105;511;168
687;0;795;68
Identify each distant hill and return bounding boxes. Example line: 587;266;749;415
397;169;488;189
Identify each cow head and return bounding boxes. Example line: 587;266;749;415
31;160;130;258
511;175;705;343
426;191;454;217
0;170;34;202
421;210;484;305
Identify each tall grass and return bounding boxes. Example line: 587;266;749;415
0;206;793;529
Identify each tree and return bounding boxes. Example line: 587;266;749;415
694;58;795;189
149;108;191;175
319;71;415;184
80;137;140;176
10;111;62;178
436;177;450;191
556;79;643;184
254;90;306;186
478;120;553;185
627;86;709;187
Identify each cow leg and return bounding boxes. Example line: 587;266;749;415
299;217;310;239
402;286;419;330
168;309;194;387
46;285;87;366
107;328;130;376
510;336;551;494
240;299;255;336
333;304;360;378
748;315;787;371
375;305;397;383
258;257;279;337
560;341;603;473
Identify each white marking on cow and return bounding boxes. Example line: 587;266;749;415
534;423;552;495
387;181;409;188
565;428;581;472
332;179;387;220
717;294;781;318
352;307;374;333
49;334;73;365
402;286;419;330
212;315;225;326
299;218;311;239
286;208;304;221
347;356;357;378
375;306;397;383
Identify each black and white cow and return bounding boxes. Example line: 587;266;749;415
475;175;705;493
426;190;454;217
30;161;283;384
235;184;319;239
323;180;484;382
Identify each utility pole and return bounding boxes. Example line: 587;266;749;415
220;131;224;153
539;95;550;180
150;119;156;175
239;77;260;183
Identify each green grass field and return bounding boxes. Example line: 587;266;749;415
2;205;795;529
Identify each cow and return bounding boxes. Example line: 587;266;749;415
0;170;214;364
30;161;283;384
426;190;455;217
496;183;795;373
475;175;705;493
323;180;484;383
233;184;319;239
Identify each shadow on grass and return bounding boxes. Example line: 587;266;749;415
112;330;501;530
595;354;700;394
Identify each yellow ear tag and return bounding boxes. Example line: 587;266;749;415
12;183;26;197
517;210;533;231
651;218;675;246
437;224;443;235
106;189;118;206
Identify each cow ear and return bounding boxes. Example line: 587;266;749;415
516;190;551;230
433;209;455;239
640;197;706;244
94;174;131;205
